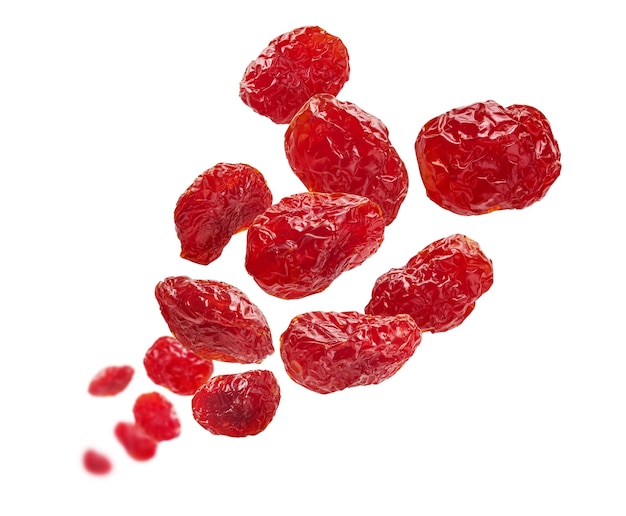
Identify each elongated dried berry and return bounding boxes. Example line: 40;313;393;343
366;234;493;332
174;163;272;265
133;392;181;442
245;192;385;299
240;26;350;124
415;100;561;215
88;365;134;396
280;311;422;394
83;449;112;475
114;422;157;461
144;336;214;396
192;370;280;437
155;276;273;364
285;93;408;224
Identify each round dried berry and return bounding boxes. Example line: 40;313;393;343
240;26;350;124
280;311;422;394
174;163;272;265
144;336;214;396
88;365;134;396
83;449;112;475
192;370;280;437
114;422;157;461
285;93;408;224
132;392;181;442
155;276;274;364
415;100;561;215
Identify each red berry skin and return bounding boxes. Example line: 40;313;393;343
155;276;274;364
144;336;214;396
245;192;385;299
133;392;181;442
240;26;350;124
174;163;273;265
83;449;112;475
192;370;280;438
280;311;422;394
415;100;561;215
88;365;134;396
365;234;494;333
114;422;157;461
285;93;409;225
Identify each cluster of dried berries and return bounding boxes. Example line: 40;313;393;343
84;25;560;475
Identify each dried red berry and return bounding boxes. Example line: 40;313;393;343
83;449;112;475
415;100;561;215
192;370;280;437
155;276;274;364
174;163;273;265
114;422;157;461
280;311;422;394
87;365;134;396
285;94;409;225
240;26;350;124
245;192;385;299
365;234;494;333
133;392;181;442
144;336;214;396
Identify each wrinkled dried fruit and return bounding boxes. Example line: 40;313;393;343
174;163;272;265
83;449;112;475
240;26;350;124
88;365;134;396
114;422;157;461
155;276;274;363
144;336;214;396
245;192;385;299
365;234;493;332
285;93;408;224
192;370;280;437
133;392;181;442
415;100;561;215
280;311;422;394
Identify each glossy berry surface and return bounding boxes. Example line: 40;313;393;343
240;26;349;124
155;276;274;363
144;336;214;396
280;311;422;394
245;192;385;299
174;163;272;265
192;370;281;437
415;100;561;215
114;422;157;461
87;365;134;396
133;392;181;442
285;93;408;224
365;234;494;332
83;449;112;475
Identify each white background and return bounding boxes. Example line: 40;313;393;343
1;1;624;514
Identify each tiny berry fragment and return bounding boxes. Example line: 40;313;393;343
285;93;409;224
365;234;494;332
415;100;561;215
155;276;274;363
280;311;422;394
88;365;134;396
192;370;280;437
144;336;214;396
174;163;273;265
114;422;157;461
83;449;112;475
240;26;350;124
133;392;181;442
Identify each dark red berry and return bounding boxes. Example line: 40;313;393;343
132;392;181;442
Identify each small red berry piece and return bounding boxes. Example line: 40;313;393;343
114;422;157;461
174;163;273;265
144;336;214;396
280;311;422;394
240;26;350;124
83;449;112;475
155;276;274;364
192;370;280;437
88;365;134;396
133;392;181;442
